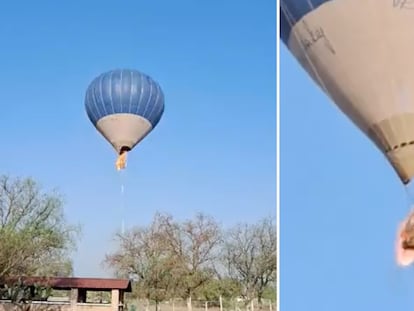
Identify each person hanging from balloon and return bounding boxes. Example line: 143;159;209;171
84;69;165;171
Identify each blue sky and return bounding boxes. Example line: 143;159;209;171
0;1;275;276
281;45;414;309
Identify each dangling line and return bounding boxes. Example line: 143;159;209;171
403;181;414;211
119;169;126;235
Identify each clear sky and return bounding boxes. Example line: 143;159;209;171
0;1;276;277
281;45;414;309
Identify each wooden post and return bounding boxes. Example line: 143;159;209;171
145;298;150;311
219;295;223;311
205;301;208;311
111;289;120;311
187;297;193;311
70;288;78;310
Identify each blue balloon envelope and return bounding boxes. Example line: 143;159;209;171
85;69;165;155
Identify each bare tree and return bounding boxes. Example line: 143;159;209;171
159;212;222;311
104;212;176;311
0;175;80;278
222;216;276;307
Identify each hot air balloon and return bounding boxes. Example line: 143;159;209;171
280;0;414;266
85;69;165;170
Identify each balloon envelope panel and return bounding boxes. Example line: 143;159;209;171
280;0;331;44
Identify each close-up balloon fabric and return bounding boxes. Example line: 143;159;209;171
281;0;414;185
281;0;414;266
85;69;165;170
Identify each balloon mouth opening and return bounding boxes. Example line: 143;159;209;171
119;146;131;155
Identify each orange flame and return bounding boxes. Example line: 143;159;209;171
115;152;128;171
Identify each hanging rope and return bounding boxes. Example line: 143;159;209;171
119;169;127;235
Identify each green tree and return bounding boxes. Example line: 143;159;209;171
158;212;222;311
261;285;276;302
0;175;80;278
222;216;276;307
197;277;241;303
104;213;176;311
106;212;222;311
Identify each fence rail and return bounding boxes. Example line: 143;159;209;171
126;298;276;311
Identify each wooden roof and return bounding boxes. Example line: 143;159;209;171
0;277;132;292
